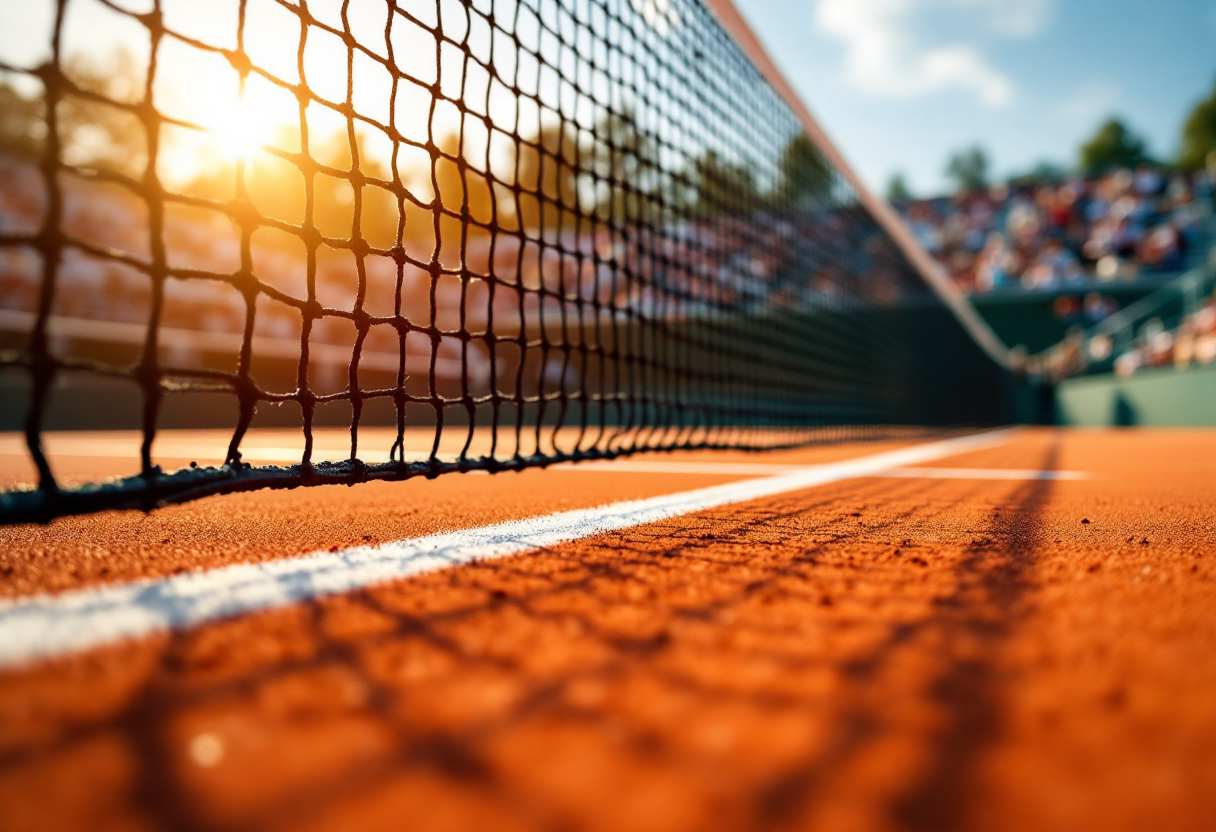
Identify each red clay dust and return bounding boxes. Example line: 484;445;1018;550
1;428;1214;832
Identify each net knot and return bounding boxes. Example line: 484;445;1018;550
223;50;252;78
132;361;161;390
231;373;258;402
33;61;57;85
299;225;324;250
231;269;259;299
137;8;163;31
226;199;262;233
295;152;319;176
303;299;325;321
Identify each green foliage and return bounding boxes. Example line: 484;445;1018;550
944;145;989;193
885;172;911;202
0;50;147;176
511;121;581;230
777;134;833;207
692;150;759;216
59;50;148;177
588;108;660;222
0;82;44;158
1078;118;1151;175
1178;76;1216;171
312;130;400;247
1006;160;1068;187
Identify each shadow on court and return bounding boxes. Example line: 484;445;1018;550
0;442;1064;832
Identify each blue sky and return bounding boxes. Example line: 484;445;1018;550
2;0;1213;198
734;0;1216;196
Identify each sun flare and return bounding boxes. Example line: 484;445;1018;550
209;93;282;163
157;74;301;187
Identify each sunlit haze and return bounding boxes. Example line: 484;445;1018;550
0;0;533;189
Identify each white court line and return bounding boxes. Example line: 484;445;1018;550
0;429;1022;669
876;467;1089;481
561;460;1090;480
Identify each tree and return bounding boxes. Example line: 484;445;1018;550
1006;160;1068;187
1078;118;1151;175
0;82;44;159
944;146;989;193
311;130;408;248
0;49;146;177
431;132;497;230
1178;76;1216;171
59;50;148;178
693;150;759;216
587;107;660;223
510;121;581;231
885;172;911;202
776;134;833;207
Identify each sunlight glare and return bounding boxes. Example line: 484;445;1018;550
211;93;280;162
158;73;301;187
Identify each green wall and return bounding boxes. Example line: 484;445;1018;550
1055;363;1216;426
971;282;1162;354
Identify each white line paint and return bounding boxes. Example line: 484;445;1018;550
875;467;1089;481
0;430;1018;669
561;460;1090;480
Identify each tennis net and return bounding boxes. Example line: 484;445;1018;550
0;0;1011;522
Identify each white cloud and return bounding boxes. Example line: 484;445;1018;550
815;0;1052;108
981;0;1052;37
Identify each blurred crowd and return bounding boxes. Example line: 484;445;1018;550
1111;300;1216;375
1034;288;1216;380
0;153;915;324
898;167;1214;293
1;152;920;395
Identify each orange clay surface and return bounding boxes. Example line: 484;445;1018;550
0;430;922;598
1;428;1215;832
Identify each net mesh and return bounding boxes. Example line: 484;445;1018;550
0;0;1009;522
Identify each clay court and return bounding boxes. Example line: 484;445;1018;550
2;0;1213;828
2;427;1214;832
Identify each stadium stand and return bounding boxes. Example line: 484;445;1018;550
895;166;1215;294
